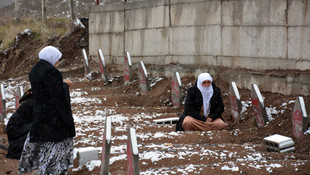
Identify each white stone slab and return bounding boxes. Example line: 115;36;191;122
0;84;5;101
98;48;109;84
138;61;150;94
171;72;182;108
153;117;179;124
127;127;140;175
124;51;133;83
264;134;295;152
82;49;91;80
229;81;242;122
77;147;99;166
251;84;268;127
100;116;112;175
292;96;308;139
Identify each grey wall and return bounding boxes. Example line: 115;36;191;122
89;0;310;96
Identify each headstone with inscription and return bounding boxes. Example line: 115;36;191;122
0;84;6;129
229;81;242;122
82;49;91;80
171;72;182;108
127;127;139;175
251;84;268;127
137;61;150;94
292;97;308;139
100;116;112;175
98;48;110;84
124;51;133;84
15;86;23;111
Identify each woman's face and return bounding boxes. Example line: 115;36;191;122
201;80;211;87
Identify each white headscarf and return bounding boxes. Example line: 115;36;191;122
38;46;62;66
197;73;214;117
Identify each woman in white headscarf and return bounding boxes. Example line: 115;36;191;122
18;46;75;175
176;73;227;131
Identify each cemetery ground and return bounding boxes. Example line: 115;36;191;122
0;26;309;175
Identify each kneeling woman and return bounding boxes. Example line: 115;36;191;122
176;73;227;131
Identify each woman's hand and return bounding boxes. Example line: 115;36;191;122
63;79;72;87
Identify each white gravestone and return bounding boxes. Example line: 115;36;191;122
171;72;182;108
100;116;112;175
124;51;133;84
251;84;268;127
137;61;150;94
127;127;139;175
82;49;91;80
15;86;23;111
153;117;179;124
0;84;6;130
77;147;99;166
229;82;242;122
98;49;110;84
292;97;308;139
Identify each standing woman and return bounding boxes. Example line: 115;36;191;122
18;46;76;175
176;73;227;131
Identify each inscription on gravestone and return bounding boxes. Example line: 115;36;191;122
98;49;109;84
82;49;91;80
171;72;182;108
137;61;150;94
127;127;139;175
229;81;242;122
15;86;23;111
251;84;268;127
124;51;132;84
100;116;112;175
292;97;308;139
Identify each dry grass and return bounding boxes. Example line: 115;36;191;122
0;17;74;49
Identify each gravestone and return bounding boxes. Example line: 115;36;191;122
137;61;150;94
251;84;268;127
127;127;139;175
153;117;179;124
82;49;91;80
100;116;112;175
77;148;99;166
15;86;23;111
292;97;308;139
98;49;110;84
171;72;182;108
229;81;242;122
124;51;133;84
0;84;6;129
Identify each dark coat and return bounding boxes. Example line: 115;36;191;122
176;81;224;131
6;98;33;159
29;59;75;142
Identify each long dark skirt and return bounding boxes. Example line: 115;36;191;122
18;134;74;175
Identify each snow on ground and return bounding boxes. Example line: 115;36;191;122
0;78;307;174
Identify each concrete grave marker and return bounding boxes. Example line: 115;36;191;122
229;81;242;122
251;84;268;127
292;97;308;139
77;147;99;166
127;127;139;175
100;116;112;175
15;86;23;111
263;134;295;153
124;51;133;84
82;49;91;80
171;72;182;108
98;48;110;84
153;117;179;124
137;61;150;94
0;84;6;130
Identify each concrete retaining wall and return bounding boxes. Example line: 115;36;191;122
89;0;310;96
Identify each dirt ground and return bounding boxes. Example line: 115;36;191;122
0;25;309;175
